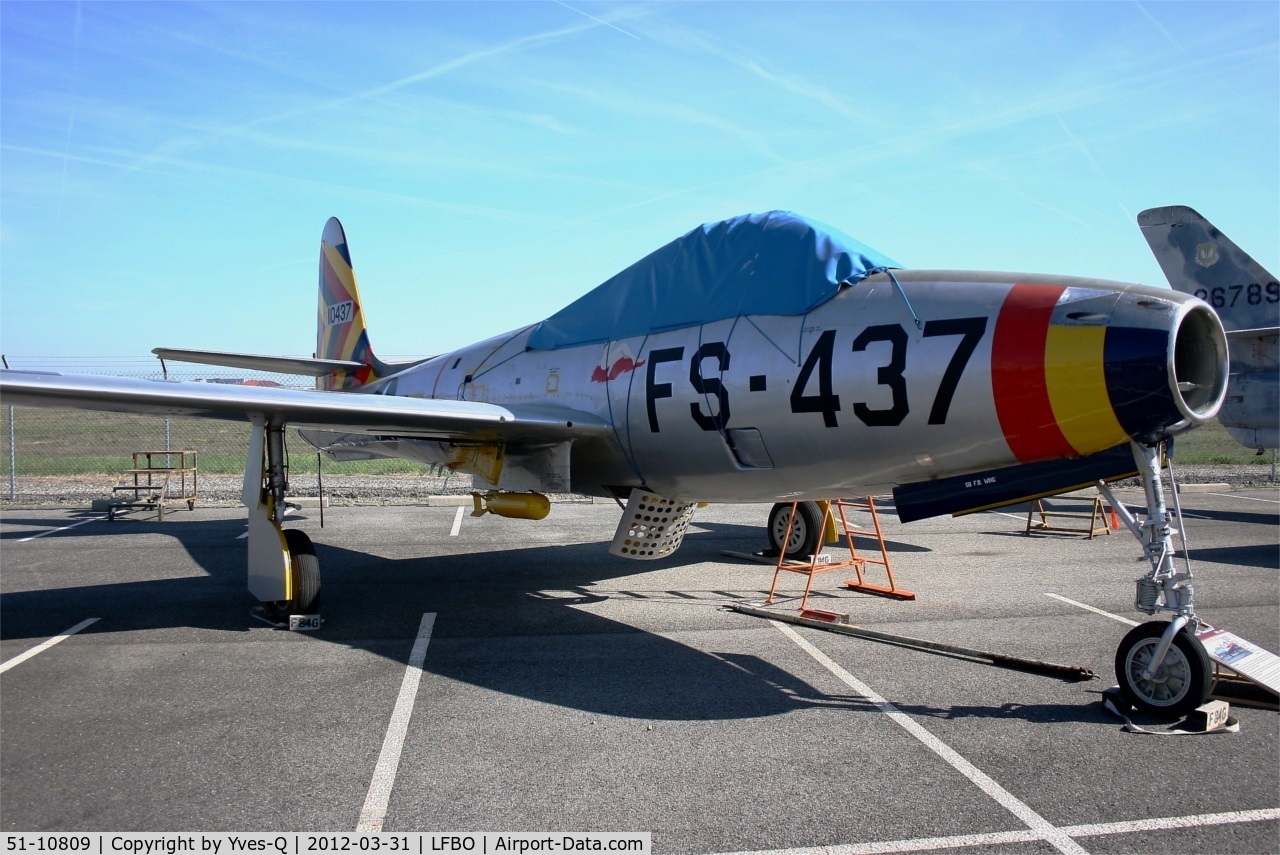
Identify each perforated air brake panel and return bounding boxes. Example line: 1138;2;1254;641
609;491;697;560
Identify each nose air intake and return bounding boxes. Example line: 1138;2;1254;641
1103;299;1228;446
1172;303;1229;421
993;283;1228;463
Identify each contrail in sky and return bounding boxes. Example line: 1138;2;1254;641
554;1;642;40
1055;113;1134;221
1132;1;1186;53
56;0;84;221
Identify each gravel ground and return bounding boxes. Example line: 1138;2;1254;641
2;464;1275;509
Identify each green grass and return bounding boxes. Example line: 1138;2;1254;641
1168;420;1272;466
2;408;445;477
1;405;1269;478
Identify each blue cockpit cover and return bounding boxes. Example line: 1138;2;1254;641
526;210;900;351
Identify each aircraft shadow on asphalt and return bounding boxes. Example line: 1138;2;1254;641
0;511;103;540
0;515;927;723
1176;506;1279;526
1183;543;1280;569
2;513;1126;725
964;527;1275;573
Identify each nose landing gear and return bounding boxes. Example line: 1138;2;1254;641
1099;440;1209;717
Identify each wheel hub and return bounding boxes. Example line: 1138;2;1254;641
1128;641;1190;704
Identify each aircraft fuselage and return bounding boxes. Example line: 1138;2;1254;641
308;269;1225;503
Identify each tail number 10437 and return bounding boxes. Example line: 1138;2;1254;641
326;301;355;326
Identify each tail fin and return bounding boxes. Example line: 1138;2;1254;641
1140;206;1280;451
318;217;392;390
1137;205;1280;336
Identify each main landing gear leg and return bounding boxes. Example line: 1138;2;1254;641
1097;440;1210;716
243;419;321;624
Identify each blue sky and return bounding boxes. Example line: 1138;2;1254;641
2;1;1277;362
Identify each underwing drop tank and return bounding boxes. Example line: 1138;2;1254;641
471;491;552;521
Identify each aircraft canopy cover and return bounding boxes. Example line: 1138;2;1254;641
526;210;900;351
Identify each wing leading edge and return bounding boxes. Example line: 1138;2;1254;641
0;370;609;443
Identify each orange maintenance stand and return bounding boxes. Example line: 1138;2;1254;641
764;497;915;611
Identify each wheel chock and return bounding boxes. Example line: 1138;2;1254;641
250;607;324;632
288;614;323;631
1102;686;1239;734
1187;700;1232;732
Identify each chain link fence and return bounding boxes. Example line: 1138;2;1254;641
2;355;1275;507
2;355;470;506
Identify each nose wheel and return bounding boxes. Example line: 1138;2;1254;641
1115;621;1211;716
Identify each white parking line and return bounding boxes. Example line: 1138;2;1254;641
356;612;437;832
711;807;1280;855
15;517;101;543
449;506;464;537
0;618;100;674
982;510;1026;522
1209;492;1280;504
772;621;1090;855
1045;594;1139;627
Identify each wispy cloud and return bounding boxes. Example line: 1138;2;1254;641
735;58;863;121
55;0;84;220
1132;1;1186;53
112;13;621;180
4;141;558;226
538;80;790;166
1053;113;1133;221
553;1;641;40
650;23;864;120
963;162;1093;229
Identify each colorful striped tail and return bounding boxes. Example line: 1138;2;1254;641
317;218;390;391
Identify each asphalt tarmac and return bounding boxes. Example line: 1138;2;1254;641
2;487;1277;854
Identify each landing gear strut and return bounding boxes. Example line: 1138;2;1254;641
1098;440;1209;716
244;419;321;623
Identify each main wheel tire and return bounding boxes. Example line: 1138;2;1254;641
283;529;321;614
767;502;823;558
1115;621;1211;717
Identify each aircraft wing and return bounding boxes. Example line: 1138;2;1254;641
1225;327;1280;340
151;348;363;377
0;370;609;443
151;348;432;377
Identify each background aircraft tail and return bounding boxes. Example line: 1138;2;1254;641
1139;205;1279;451
317;217;394;390
1137;205;1279;335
